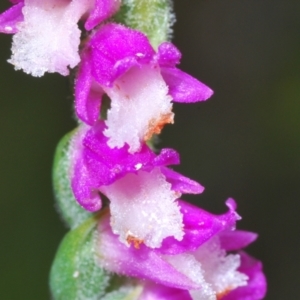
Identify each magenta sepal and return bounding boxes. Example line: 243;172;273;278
0;1;24;34
75;50;103;125
84;0;121;31
161;67;214;103
157;198;240;255
219;230;258;252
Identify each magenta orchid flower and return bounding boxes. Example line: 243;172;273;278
70;121;204;248
96;199;267;300
75;23;213;153
0;0;121;76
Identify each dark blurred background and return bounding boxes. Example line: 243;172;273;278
0;0;299;299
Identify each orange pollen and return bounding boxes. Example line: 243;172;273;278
144;112;174;141
174;191;181;198
126;235;144;249
216;287;232;300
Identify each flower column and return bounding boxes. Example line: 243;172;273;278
0;1;266;299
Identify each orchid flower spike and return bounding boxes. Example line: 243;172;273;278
75;23;213;153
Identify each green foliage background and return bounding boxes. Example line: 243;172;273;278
0;1;299;299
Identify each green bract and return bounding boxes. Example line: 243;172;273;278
52;130;92;229
50;214;141;300
50;215;108;299
114;0;175;49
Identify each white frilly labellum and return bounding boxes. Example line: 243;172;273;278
8;0;92;76
164;237;248;300
101;168;184;249
104;64;174;153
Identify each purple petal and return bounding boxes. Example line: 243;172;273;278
157;42;181;67
158;199;240;255
152;148;180;167
161;167;204;194
0;2;24;34
70;125;103;212
223;252;267;300
88;23;155;86
161;67;214;103
75;51;103;125
219;230;258;251
97;214;199;290
71;155;103;212
140;282;192;300
84;0;121;31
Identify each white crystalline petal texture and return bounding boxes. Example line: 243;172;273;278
165;237;248;300
165;254;216;300
104;65;174;153
101;168;184;248
193;236;248;298
8;0;90;76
